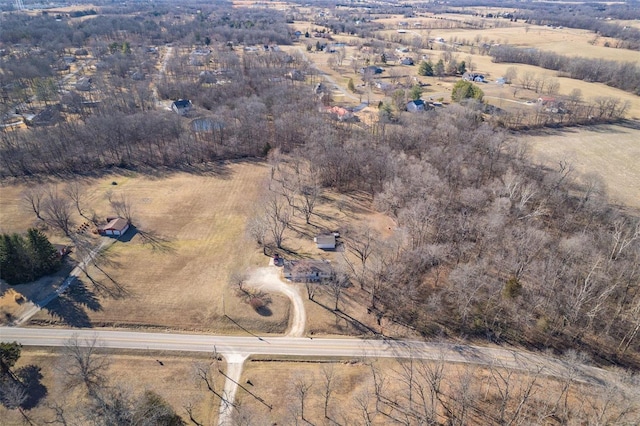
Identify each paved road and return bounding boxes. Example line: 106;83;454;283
0;327;617;387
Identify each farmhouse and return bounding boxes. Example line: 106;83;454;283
314;233;336;250
171;99;193;115
98;217;130;237
283;259;334;283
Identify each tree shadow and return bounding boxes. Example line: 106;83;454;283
127;226;176;253
255;306;272;317
43;278;101;327
16;365;47;410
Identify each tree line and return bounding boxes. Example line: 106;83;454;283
490;45;640;95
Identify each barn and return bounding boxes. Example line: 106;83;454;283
98;217;130;237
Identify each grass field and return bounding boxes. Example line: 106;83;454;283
524;123;640;210
0;348;222;425
0;162;295;333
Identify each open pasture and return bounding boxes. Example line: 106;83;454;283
524;123;640;210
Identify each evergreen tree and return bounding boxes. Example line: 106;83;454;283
0;342;21;377
434;59;445;78
418;60;433;76
347;78;355;92
457;60;467;75
451;80;484;102
27;228;60;277
0;230;61;285
409;84;423;101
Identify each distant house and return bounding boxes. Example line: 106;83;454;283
537;96;557;106
75;77;92;91
26;104;62;127
399;57;414;66
314;234;336;250
324;106;355;122
171;99;193;116
462;72;485;82
360;65;384;75
407;99;426;112
283;259;335;282
98;217;130;237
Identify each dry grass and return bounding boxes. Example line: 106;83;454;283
234;357;635;425
0;348;223;426
524;123;640;210
0;163;294;333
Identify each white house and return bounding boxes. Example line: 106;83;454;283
283;259;334;282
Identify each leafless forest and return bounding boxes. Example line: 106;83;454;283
1;0;640;423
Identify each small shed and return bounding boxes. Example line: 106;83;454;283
314;234;336;250
98;217;130;237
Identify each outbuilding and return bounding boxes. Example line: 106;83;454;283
98;217;130;237
314;234;336;250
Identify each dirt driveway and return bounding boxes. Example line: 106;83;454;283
244;266;306;337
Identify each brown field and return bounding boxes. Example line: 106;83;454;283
524;123;640;210
0;162;294;333
0;348;222;425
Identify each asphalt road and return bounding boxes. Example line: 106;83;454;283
0;327;615;387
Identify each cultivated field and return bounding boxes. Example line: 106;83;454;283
0;348;223;425
524;123;640;210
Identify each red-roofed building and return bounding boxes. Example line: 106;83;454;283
98;217;130;237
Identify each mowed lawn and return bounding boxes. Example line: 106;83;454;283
4;162;290;332
525;124;640;210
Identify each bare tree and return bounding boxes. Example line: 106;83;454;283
22;187;46;223
321;364;336;419
293;375;312;422
65;182;97;225
61;335;109;396
43;186;74;237
262;191;292;249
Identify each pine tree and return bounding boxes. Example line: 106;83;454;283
27;228;60;277
418;61;433;76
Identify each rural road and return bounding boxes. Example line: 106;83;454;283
0;327;619;387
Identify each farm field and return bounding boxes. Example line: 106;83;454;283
524;123;640;210
0;347;222;425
